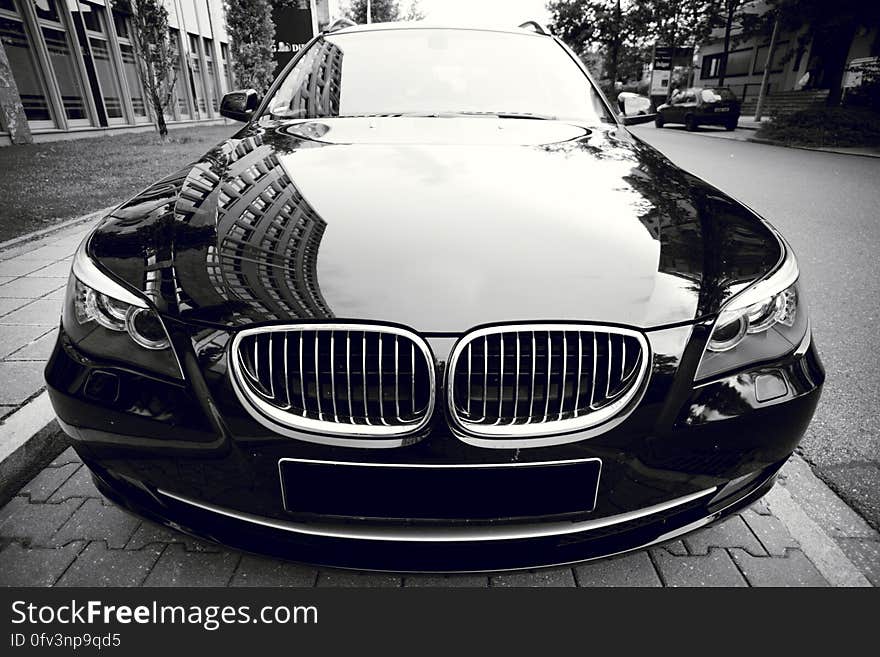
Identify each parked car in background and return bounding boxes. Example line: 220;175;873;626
655;87;741;131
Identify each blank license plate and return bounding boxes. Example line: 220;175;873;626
279;458;602;520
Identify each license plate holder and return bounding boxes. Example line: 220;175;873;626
278;458;602;521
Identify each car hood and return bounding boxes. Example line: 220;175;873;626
89;117;781;333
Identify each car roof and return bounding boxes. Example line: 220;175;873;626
326;21;550;38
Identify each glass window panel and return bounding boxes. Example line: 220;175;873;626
89;37;123;118
112;10;129;39
41;25;88;120
0;16;52;122
79;2;103;33
206;59;217;110
119;42;146;117
725;49;752;77
169;30;189;118
191;55;206;114
33;0;61;22
0;0;19;13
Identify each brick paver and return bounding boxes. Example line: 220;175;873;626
490;567;576;587
729;548;828;586
650;547;748;587
574;551;662;587
55;542;163;587
143;544;241;587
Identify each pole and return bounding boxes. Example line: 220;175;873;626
754;15;779;122
366;0;371;24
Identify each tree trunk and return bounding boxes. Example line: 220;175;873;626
823;23;858;106
718;1;736;86
754;16;779;121
607;0;621;84
152;90;167;138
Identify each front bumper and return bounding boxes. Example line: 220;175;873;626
45;322;824;571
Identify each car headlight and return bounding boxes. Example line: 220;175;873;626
61;237;183;379
695;241;808;381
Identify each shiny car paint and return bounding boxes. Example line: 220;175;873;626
45;25;822;571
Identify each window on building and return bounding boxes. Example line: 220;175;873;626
725;48;752;77
0;12;54;127
28;0;91;125
78;2;125;122
701;49;752;79
220;41;234;90
188;33;206;115
168;28;190;120
203;37;220;111
753;41;789;75
701;53;722;79
113;10;148;122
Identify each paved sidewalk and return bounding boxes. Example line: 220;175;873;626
0;218;99;420
0;218;876;587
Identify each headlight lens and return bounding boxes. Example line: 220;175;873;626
695;244;808;381
72;279;170;350
62;237;182;379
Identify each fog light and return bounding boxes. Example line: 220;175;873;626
125;307;170;350
83;370;120;402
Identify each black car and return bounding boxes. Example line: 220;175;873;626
655;87;741;131
45;22;823;572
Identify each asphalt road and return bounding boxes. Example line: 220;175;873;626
631;123;880;529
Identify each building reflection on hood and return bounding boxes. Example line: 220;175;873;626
204;133;335;323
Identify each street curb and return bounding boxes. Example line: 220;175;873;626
747;136;880;159
0;391;66;507
766;482;871;586
0;205;115;255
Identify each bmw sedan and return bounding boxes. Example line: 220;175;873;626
45;22;824;572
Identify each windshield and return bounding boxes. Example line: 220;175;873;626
263;28;613;124
701;88;736;102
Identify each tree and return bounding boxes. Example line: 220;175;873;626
715;0;747;86
741;0;880;106
224;0;276;95
404;1;425;22
345;0;401;24
548;1;650;86
642;0;718;97
114;0;177;138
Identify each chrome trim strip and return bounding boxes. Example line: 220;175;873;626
447;323;651;444
228;323;436;444
158;479;714;543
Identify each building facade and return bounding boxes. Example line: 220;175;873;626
694;1;879;113
0;0;235;146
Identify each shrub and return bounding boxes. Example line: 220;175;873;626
757;107;880;147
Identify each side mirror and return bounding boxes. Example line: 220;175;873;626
618;94;655;125
220;89;260;122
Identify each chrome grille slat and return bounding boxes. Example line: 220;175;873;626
529;331;536;423
231;324;434;438
345;331;353;420
543;331;551;423
449;324;648;439
496;333;504;426
362;332;370;425
330;331;338;422
512;332;521;425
